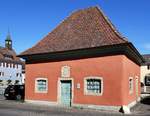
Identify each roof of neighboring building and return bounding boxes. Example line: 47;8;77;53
0;47;22;64
142;54;150;65
19;6;129;56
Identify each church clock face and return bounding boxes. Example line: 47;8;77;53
6;41;9;44
9;41;11;45
6;41;11;45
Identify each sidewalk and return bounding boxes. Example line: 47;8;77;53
0;95;5;100
1;95;150;116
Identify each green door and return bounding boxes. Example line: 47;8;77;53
61;81;72;106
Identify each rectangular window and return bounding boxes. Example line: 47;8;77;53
6;63;8;67
84;77;103;96
129;77;133;94
87;79;101;93
145;76;150;86
35;78;48;93
16;73;19;77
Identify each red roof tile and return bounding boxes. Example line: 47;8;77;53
0;48;20;61
0;47;24;65
19;6;129;56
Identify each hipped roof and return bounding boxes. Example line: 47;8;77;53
18;6;144;65
19;6;129;56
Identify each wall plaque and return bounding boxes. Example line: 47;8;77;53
61;66;70;77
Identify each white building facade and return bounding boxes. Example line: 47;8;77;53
141;54;150;93
0;62;24;84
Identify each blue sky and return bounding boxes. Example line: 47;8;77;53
0;0;149;54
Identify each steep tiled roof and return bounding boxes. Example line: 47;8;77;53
19;6;129;56
0;47;22;64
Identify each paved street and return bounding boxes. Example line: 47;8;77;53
131;96;150;116
0;100;123;116
0;95;150;116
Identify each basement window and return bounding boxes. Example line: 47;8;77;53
35;78;48;93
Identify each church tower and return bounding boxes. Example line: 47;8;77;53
5;30;12;50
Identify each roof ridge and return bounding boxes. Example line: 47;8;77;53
94;6;129;42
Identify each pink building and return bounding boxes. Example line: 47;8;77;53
19;7;144;112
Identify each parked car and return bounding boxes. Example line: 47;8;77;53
4;85;25;100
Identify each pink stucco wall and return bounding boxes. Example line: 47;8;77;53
25;55;140;106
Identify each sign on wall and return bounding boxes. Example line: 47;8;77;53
61;66;70;78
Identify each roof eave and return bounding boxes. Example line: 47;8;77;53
127;42;145;64
18;43;144;65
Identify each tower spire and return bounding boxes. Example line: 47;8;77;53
6;28;11;40
5;29;12;49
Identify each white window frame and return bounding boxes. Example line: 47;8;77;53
35;78;48;93
84;76;103;96
129;77;134;94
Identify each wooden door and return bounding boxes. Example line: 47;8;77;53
61;81;72;106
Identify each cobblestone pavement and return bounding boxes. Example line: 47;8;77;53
0;95;150;116
0;100;124;116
